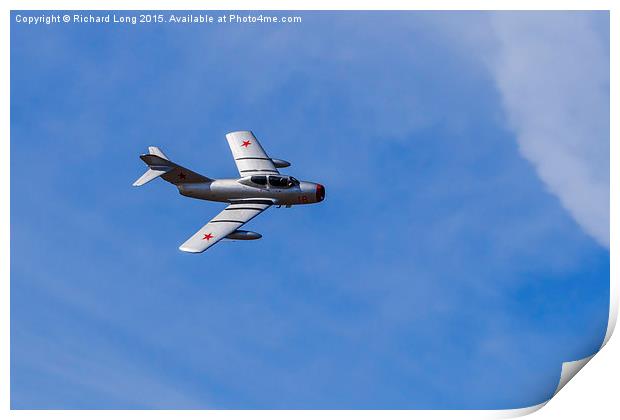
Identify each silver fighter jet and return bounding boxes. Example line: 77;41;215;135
133;131;326;253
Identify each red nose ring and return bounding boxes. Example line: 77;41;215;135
316;184;325;202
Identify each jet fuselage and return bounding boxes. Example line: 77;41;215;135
177;177;325;206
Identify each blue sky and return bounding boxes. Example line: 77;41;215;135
10;11;609;409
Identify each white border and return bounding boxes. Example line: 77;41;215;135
2;1;617;418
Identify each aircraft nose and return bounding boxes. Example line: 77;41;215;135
315;184;325;202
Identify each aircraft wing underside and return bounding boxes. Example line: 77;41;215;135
178;201;272;253
225;131;280;177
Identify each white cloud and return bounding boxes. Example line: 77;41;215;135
486;13;610;248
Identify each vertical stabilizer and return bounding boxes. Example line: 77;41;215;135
148;146;169;160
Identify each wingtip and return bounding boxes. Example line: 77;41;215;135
178;245;202;254
225;130;253;139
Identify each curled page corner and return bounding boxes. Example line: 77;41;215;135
548;302;617;399
498;272;617;418
493;351;601;418
539;294;618;406
553;354;595;396
492;401;548;418
602;294;618;347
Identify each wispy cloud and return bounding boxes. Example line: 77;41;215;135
426;12;609;248
486;12;610;248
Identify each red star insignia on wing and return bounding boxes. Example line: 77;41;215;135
202;233;214;241
241;140;251;148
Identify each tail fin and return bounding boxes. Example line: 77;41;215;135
147;146;170;161
133;146;212;187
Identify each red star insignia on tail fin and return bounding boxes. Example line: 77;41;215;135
241;140;251;148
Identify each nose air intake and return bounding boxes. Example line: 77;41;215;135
316;184;325;202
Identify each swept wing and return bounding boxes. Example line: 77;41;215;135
178;201;272;253
225;131;280;177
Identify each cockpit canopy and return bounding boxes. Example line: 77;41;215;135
250;175;300;188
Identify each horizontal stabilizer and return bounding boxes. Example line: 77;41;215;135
133;168;171;187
